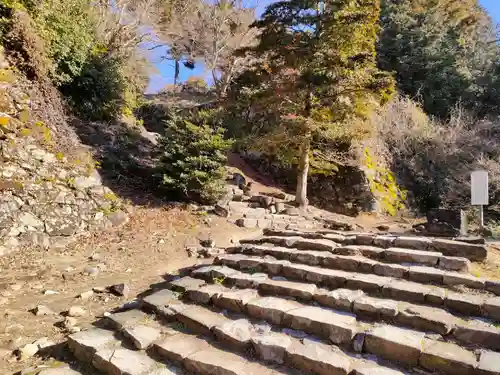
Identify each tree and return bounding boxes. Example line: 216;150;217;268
378;0;497;117
231;0;394;207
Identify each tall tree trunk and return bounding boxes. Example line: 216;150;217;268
174;59;180;86
295;132;311;207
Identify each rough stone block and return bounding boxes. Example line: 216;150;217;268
258;279;317;300
385;248;440;266
445;292;484;316
432;239;487;261
244;208;267;219
293;238;337;252
213;289;259;313
426;287;447;306
258;246;296;260
419;339;477;375
486;280;500;296
442;272;485;289
373;263;408;279
154;333;209;363
176;305;229;336
345;273;387;293
352;360;405;375
355;234;375;246
286;338;351;375
282;263;316;280
477;350;500;375
106;309;151;330
408;266;444;284
393;237;431;250
354;246;386;258
123;325;161;350
313;288;364;311
142;289;178;314
484;296;500;321
251;333;292;364
453;320;500;350
226;272;268;289
283;305;358;345
352;296;398;320
168;277;206;293
92;347;157;375
396;304;456;335
246;297;302;325
187;284;228;305
260;259;291;276
373;236;396;249
438;256;471;272
213;319;255;352
364;325;425;366
291;250;329;266
382;280;430;304
67;328;117;363
324;255;360;272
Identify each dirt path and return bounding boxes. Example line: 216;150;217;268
0;205;259;374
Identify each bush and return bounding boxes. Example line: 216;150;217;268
369;96;500;213
61;54;126;121
158;114;233;203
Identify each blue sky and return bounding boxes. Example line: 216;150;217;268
145;0;500;93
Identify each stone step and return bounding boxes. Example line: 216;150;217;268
212;253;500;322
144;290;416;375
66;327;181;375
246;236;472;273
260;230;488;261
149;282;496;375
188;266;500;352
230;244;491;294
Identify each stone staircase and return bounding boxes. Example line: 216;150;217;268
65;230;500;375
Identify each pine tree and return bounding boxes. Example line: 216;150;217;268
235;0;394;207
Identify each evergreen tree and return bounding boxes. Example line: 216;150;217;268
234;0;394;206
378;0;497;118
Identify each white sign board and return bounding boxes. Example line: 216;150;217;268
471;170;489;205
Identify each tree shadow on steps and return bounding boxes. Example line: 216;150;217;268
68;117;170;207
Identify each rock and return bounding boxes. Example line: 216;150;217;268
419;339;476;375
67;306;86;317
34;305;55;316
478;350;500;375
377;224;390;231
251;333;292;364
110;283;130;297
353;333;365;353
107;210;128;227
213;319;255;351
89;252;101;261
199;239;215;248
233;172;246;186
79;290;94;300
275;202;285;213
123;325;161;350
236;218;258;228
214;204;229;218
18;343;38;359
64;317;78;329
93;286;107;293
83;266;99;276
43;290;58;295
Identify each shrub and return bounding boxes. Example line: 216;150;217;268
158;114;233;203
369;96;500;213
61;54;126;121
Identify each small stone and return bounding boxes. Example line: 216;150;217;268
67;306;86;317
34;305;55;316
89;253;101;261
43;290;58;295
64;317;78;328
78;290;94;300
353;333;365;353
83;266;99;276
377;224;390;231
200;239;215;248
110;283;130;297
68;326;81;333
93;286;107;293
18;343;38;359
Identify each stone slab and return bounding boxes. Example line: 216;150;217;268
251;333;292;364
477;350;500;375
419;339;477;375
175;304;229;336
67;328;118;363
352;295;398;320
364;325;425;366
246;296;303;325
123;325;161;350
442;272;485;289
213;289;260;313
213;319;255;352
396;304;456;335
445;292;484;316
438;256;471;272
313;288;364;311
393;237;431;250
258;279;317;300
168;277;206;293
92;347;157;375
484;296;500;321
385;248;440;266
283;305;358;344
432;239;487;261
106;309;151;330
154;333;210;363
407;266;444;284
453;320;500;350
373;263;408;278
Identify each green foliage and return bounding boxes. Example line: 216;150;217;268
62;54;126;120
158;113;233;203
378;0;497;118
